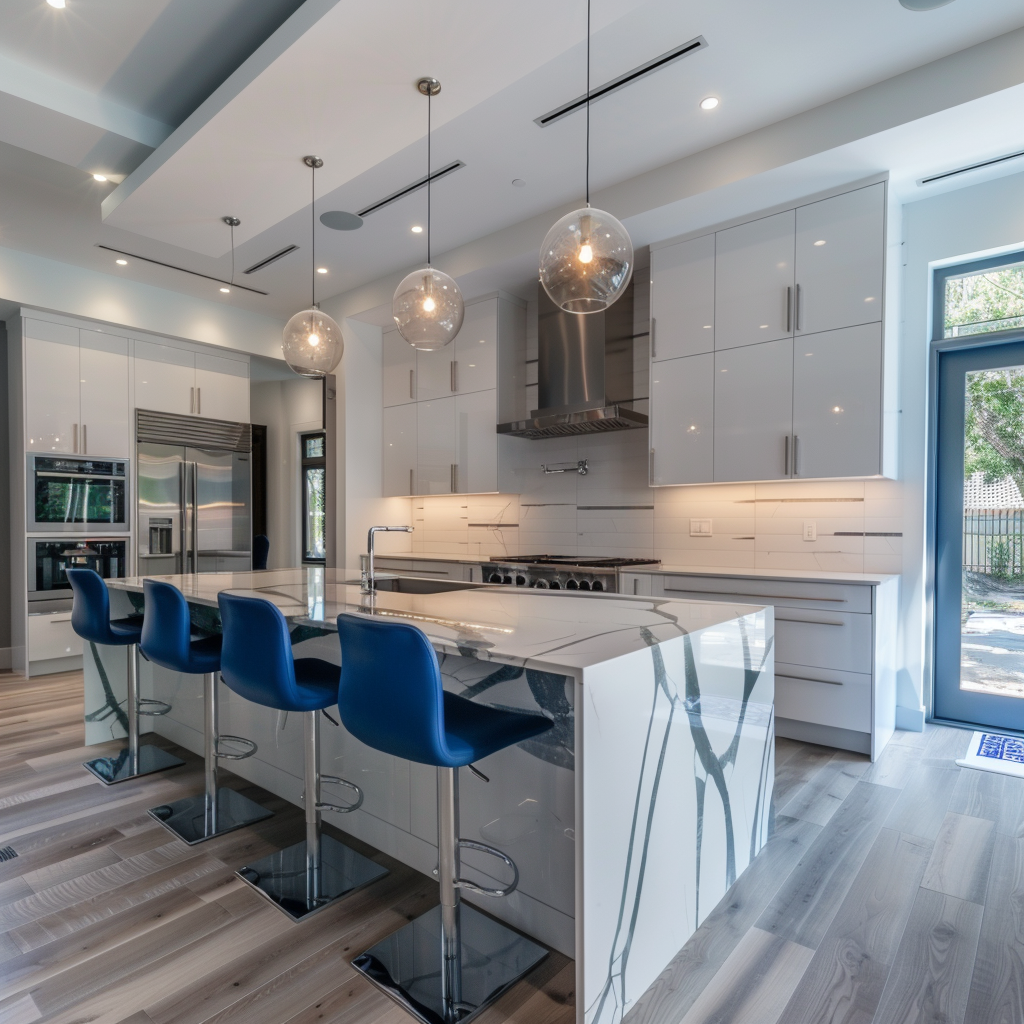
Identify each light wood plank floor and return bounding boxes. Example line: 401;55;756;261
2;672;1022;1024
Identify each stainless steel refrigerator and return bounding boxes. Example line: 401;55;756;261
137;442;251;576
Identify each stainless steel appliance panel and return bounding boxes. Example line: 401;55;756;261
188;447;251;573
30;538;129;605
28;455;129;534
137;442;185;576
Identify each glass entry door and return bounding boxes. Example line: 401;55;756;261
935;340;1024;730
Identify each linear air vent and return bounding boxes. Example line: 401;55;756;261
357;161;466;218
535;35;708;126
136;409;252;452
919;149;1024;186
243;244;299;275
95;246;268;295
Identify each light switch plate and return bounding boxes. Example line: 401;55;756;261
690;518;713;537
803;521;817;541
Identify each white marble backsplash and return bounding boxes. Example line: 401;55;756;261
410;434;903;574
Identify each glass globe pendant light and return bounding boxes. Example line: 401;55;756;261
539;0;633;314
392;78;464;352
283;155;344;378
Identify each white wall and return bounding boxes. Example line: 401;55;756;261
0;243;284;358
900;168;1024;722
250;378;322;569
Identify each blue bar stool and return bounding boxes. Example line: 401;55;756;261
218;592;388;920
141;580;273;844
67;569;185;784
337;613;554;1024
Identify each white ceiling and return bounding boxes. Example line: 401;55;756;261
1;0;1023;322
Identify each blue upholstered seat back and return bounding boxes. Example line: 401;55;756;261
66;568;138;646
141;579;221;675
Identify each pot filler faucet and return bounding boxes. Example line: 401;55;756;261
363;526;414;591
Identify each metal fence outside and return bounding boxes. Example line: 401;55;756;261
963;508;1024;574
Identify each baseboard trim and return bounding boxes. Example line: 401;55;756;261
776;717;871;755
895;705;926;732
0;647;10;671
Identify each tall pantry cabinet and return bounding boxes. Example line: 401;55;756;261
649;180;887;485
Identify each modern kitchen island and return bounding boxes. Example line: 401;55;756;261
89;569;775;1024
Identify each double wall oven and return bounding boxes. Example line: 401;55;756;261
27;454;130;608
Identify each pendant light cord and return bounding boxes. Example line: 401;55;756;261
427;88;432;266
311;159;316;309
585;0;591;206
230;221;235;284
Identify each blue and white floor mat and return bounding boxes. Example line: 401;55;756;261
956;731;1024;779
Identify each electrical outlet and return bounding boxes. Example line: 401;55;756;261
803;521;817;542
690;518;713;537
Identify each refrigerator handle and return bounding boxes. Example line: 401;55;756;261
179;461;188;574
192;461;199;573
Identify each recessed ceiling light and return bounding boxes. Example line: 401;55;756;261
317;267;328;274
220;287;230;293
512;179;526;187
92;173;107;182
46;0;66;8
115;259;127;265
699;96;719;111
814;239;826;246
411;225;423;234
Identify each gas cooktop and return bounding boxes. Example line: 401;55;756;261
493;555;661;568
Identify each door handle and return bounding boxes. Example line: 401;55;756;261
192;462;199;571
778;672;843;686
197;387;201;415
72;424;78;453
650;317;657;359
784;435;790;477
82;424;87;455
450;361;458;392
450;463;458;492
786;286;792;332
410;369;415;400
190;387;195;414
775;617;845;627
179;462;187;572
795;284;801;331
793;435;800;476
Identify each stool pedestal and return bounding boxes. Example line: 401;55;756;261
353;767;547;1024
237;710;387;921
84;645;184;785
149;672;272;844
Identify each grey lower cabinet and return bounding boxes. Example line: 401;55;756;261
620;571;899;760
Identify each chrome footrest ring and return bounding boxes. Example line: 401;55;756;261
216;734;258;760
318;775;364;812
456;839;519;897
137;698;172;717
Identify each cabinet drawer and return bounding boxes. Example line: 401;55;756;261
775;665;871;732
29;613;83;662
660;575;873;613
773;610;872;674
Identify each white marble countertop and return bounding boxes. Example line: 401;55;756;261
108;568;767;678
370;552;897;586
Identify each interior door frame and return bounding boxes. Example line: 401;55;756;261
927;248;1024;733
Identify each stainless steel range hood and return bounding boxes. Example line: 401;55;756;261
498;278;647;439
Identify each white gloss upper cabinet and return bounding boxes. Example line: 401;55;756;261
79;329;129;456
416;345;454;402
25;320;80;454
714;210;795;351
194;353;249;422
417;398;457;495
383;402;417;497
795;183;884;336
134;340;195;416
650;354;714;485
713;338;794;482
455;389;497;493
455;299;498;395
383;328;416;407
792;324;882;478
650;235;716;361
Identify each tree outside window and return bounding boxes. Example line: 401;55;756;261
301;432;326;563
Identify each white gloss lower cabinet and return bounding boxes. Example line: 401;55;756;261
383;403;417;497
417;398;456;495
650;353;714;484
714;339;793;482
79;330;130;457
455;389;497;493
792;324;882;478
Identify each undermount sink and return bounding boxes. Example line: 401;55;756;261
343;576;479;594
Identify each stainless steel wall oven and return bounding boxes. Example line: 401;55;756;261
28;455;129;534
29;538;128;606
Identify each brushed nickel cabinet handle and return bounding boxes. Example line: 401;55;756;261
451;361;458;392
793;435;800;476
450;463;458;492
795;284;802;331
72;423;78;453
82;424;87;454
775;617;845;627
778;672;843;686
410;468;414;495
650;317;657;359
190;387;195;414
786;286;792;332
784;435;790;476
197;387;201;415
410;369;415;399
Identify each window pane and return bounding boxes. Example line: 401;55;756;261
961;366;1024;699
304;467;325;560
945;261;1024;338
304;435;325;459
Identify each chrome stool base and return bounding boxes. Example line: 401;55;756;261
236;834;387;922
353;903;547;1024
148;787;273;845
84;743;185;785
